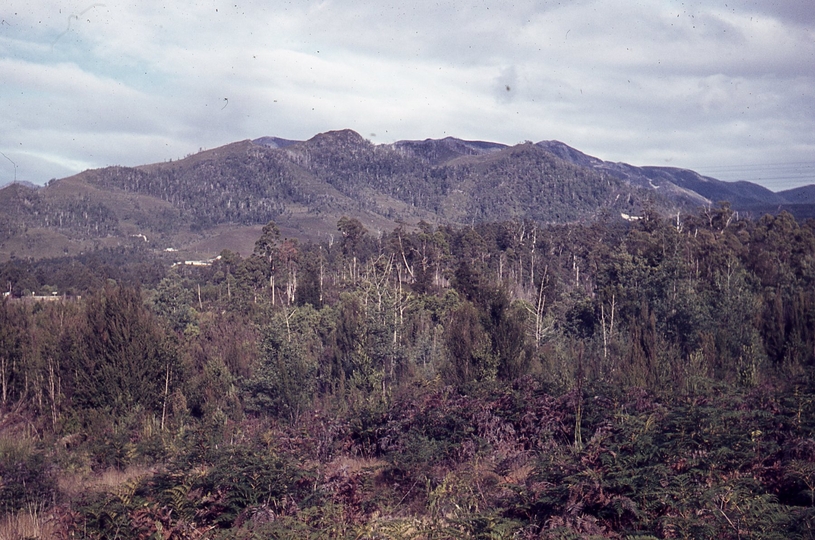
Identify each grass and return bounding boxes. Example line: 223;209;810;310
57;464;157;499
325;455;389;475
0;503;56;540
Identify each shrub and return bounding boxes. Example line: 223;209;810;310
0;436;56;515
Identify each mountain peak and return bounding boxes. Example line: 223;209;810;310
252;136;301;149
392;136;507;165
535;141;604;168
0;180;40;191
305;129;369;149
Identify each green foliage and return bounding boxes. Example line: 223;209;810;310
245;306;322;422
254;220;281;262
0;436;56;515
0;298;27;406
70;284;177;414
5;209;815;537
199;443;313;528
337;216;368;258
148;273;197;333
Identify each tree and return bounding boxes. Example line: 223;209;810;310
492;297;530;380
297;247;326;308
337;216;368;258
0;298;26;406
444;300;496;385
71;285;176;414
254;221;281;304
244;306;321;422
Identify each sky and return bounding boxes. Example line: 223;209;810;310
1;0;814;191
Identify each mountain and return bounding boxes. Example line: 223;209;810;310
0;129;811;261
279;130;650;224
779;185;815;205
252;136;301;149
534;140;797;213
0;180;39;190
392;136;507;165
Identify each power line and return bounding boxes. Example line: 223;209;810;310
697;161;814;174
702;161;815;170
694;161;815;190
737;175;815;182
0;152;17;182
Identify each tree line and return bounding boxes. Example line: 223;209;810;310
2;206;814;428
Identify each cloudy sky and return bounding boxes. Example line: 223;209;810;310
1;0;814;190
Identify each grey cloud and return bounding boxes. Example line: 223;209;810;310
0;0;813;190
722;0;815;25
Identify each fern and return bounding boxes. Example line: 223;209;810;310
164;479;195;522
114;477;140;507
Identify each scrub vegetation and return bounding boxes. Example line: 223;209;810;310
1;206;814;538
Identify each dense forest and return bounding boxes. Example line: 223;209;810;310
0;206;814;538
85;133;643;232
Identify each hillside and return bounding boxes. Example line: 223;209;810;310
535;140;815;218
0;130;811;261
780;185;815;204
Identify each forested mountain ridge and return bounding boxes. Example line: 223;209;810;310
1;129;812;262
535;140;815;217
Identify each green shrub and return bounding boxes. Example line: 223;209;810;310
0;436;56;514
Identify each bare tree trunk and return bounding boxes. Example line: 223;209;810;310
284;306;296;342
1;355;7;405
398;234;415;280
534;266;548;347
530;226;537;291
574;344;584;451
610;294;615;336
573;255;579;287
161;362;170;431
286;268;297;305
601;294;616;363
48;357;58;430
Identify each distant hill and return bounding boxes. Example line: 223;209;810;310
393;136;507;165
1;130;812;261
534;140;811;218
0;180;39;190
252;136;301;149
779;185;815;205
